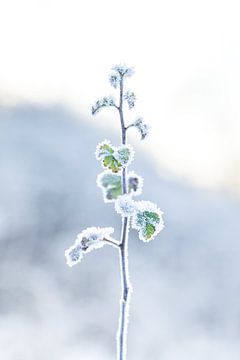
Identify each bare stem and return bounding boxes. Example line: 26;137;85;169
117;76;132;360
103;238;120;248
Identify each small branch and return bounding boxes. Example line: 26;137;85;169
103;238;120;248
125;123;135;131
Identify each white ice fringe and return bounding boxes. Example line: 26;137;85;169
65;243;83;267
65;227;115;267
91;96;116;115
95;140;134;168
132;201;164;242
115;194;136;217
124;90;136;109
114;144;134;167
95;139;113;161
133;118;151;140
112;64;134;78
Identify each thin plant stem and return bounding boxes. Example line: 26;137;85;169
117;75;132;360
103;238;120;248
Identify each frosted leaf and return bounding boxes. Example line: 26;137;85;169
124;91;136;109
97;170;143;202
109;72;121;88
128;171;143;196
65;227;115;266
96;141;134;173
91;96;116;115
65;244;83;267
132;201;164;242
97;171;122;202
112;64;134;78
115;194;136;217
133;118;150;140
114;145;134;167
95;140;114;160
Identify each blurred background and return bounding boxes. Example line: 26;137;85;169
0;0;240;359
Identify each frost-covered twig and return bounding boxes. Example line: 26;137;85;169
65;64;164;360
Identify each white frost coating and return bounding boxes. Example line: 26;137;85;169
124;90;136;109
112;64;134;78
95;139;113;161
127;171;143;196
133;118;151;140
96;170;115;203
109;72;121;88
65;243;83;267
114;144;134;167
132;201;164;242
96;141;134;169
77;226;115;251
65;227;115;266
91;96;116;115
117;218;132;360
115;194;136;217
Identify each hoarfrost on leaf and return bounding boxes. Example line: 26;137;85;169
95;140;114;160
114;144;134;167
133;118;150;140
132;201;164;242
124;90;136;109
65;227;115;266
97;170;143;202
112;64;134;78
65;244;83;267
109;72;121;88
96;141;134;173
97;171;122;202
91;96;116;115
115;194;136;217
128;171;143;196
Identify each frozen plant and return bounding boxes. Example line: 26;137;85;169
65;64;164;360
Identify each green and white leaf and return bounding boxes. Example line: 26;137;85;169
96;141;134;173
132;201;164;242
97;171;143;202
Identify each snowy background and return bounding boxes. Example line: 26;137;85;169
0;105;239;359
1;0;240;358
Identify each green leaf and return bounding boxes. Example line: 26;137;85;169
98;144;114;158
103;156;122;173
143;211;160;224
99;173;122;201
98;172;143;202
144;223;156;240
116;147;130;166
133;209;161;241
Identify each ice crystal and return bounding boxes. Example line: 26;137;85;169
115;194;136;217
112;64;134;78
133;118;150;140
91;96;116;115
65;227;115;266
132;201;164;242
124;90;136;109
96;141;134;173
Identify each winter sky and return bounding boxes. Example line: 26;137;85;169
0;0;239;193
